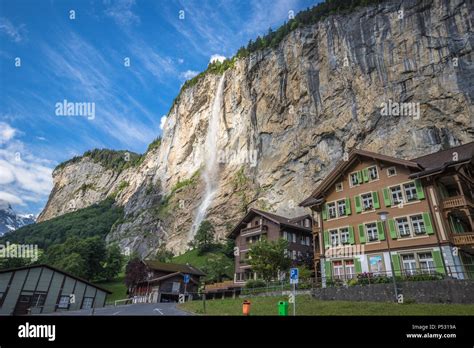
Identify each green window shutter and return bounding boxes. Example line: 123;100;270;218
355;196;362;213
423;212;434;235
345;197;351;215
358;224;366;244
388;219;397;239
362;168;369;182
348;226;355;244
415;179;425;200
372;191;380;209
391;254;401;276
431;250;445;274
356;171;362;184
323;230;330;248
324;260;332;280
383;187;391;207
377;221;386;240
354;258;362;274
322;204;327;221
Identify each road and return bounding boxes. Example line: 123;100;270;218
43;302;192;316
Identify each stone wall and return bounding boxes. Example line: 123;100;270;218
312;280;474;304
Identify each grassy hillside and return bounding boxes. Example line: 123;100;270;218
180;295;474;316
173;247;234;284
96;273;128;304
0;198;123;249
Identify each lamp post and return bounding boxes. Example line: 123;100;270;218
377;211;399;303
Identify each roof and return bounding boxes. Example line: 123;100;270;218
299;148;420;207
227;208;312;239
409;142;474;179
0;264;112;294
143;260;206;276
147;271;200;285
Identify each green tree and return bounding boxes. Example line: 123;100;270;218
101;244;124;281
247;238;291;282
202;254;234;283
191;220;215;255
55;252;87;279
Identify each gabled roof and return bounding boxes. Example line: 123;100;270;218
143;260;206;276
147;271;200;285
409;142;474;179
0;264;112;294
227;208;312;239
299;149;420;207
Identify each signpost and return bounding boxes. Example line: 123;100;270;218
183;274;190;302
289;268;298;316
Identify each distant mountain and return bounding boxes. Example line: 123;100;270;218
0;202;36;236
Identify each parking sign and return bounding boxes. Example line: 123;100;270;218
290;268;299;284
183;274;190;284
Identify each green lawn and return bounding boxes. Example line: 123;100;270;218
96;275;128;304
172;248;219;269
179;295;474;316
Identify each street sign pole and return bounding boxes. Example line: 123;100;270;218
293;283;296;316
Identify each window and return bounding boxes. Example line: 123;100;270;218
300;235;311;246
344;260;355;279
332;261;344;279
387;167;397;177
396;217;411;237
361;193;374;211
403;182;418;202
306;236;311;246
410;215;426;235
82;297;94;310
31;293;46;308
247;222;252;228
418;252;435;274
330;230;339;247
284;231;296;243
336;182;343;192
247;235;262;244
292;250;297;260
390;185;404;204
58;295;70;309
255;220;260;226
366;223;378;242
340;228;350;244
401;254;417;275
304;218;311;228
337;200;346;216
171;282;181;293
368;166;378;181
349;172;359;186
327;202;337;219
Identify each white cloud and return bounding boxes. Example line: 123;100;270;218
178;58;184;64
181;70;199;80
159;116;167;130
0;122;16;143
0;123;53;208
104;0;140;27
0;191;24;206
0;17;26;42
209;54;226;64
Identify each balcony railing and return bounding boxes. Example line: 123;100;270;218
442;195;473;209
452;232;474;246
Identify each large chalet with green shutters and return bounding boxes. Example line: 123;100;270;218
300;142;474;285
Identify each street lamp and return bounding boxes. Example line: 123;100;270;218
377;211;399;303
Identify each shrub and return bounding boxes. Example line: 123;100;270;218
245;279;266;289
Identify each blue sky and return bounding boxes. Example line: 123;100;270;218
0;0;318;214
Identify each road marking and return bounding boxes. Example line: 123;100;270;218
112;311;122;315
154;308;164;315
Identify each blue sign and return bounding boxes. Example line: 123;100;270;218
183;274;190;284
290;268;299;284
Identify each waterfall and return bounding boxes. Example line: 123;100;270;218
188;74;225;242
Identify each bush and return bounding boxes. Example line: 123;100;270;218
245;279;266;289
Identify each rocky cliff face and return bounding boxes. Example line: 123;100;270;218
38;0;473;256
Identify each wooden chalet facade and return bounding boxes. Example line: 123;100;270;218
227;208;315;284
300;142;474;285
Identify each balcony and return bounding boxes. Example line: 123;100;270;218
452;232;474;246
241;224;267;236
442;195;473;210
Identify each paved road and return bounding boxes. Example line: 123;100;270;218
44;302;192;316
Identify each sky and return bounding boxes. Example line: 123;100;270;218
0;0;318;215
